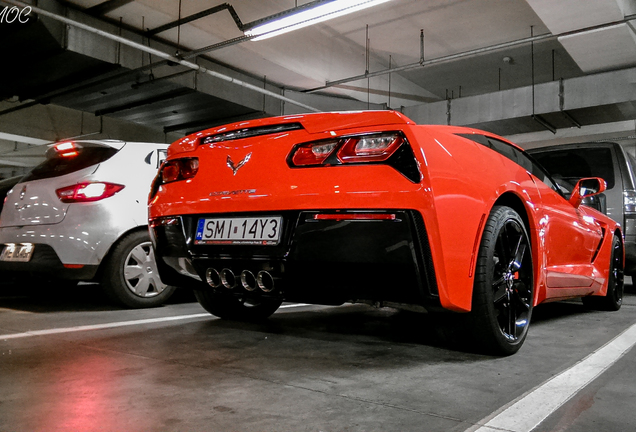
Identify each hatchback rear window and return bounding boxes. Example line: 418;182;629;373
21;144;118;182
530;147;615;189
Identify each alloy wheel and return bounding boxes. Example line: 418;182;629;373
491;218;533;342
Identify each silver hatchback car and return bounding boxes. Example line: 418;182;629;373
0;140;174;308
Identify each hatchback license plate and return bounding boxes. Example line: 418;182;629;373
195;216;283;245
0;243;34;262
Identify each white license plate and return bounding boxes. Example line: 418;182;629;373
195;216;283;245
0;243;34;262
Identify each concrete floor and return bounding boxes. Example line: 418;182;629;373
0;283;635;432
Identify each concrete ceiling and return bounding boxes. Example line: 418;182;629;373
0;0;635;169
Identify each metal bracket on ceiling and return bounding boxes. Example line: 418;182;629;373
532;114;556;134
559;78;581;129
420;29;424;64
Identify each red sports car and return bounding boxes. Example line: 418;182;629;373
148;111;623;355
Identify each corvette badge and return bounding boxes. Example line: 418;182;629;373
227;153;252;175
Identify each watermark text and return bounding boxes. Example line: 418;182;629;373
0;6;32;24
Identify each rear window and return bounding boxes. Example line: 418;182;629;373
21;144;118;182
530;147;615;189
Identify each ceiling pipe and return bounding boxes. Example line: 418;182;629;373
145;3;245;36
0;0;321;113
0;0;358;115
306;33;553;92
304;13;636;93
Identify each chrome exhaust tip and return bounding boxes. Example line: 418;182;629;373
257;271;275;293
220;268;237;289
240;270;257;291
205;268;221;288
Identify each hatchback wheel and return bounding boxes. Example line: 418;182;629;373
101;230;176;308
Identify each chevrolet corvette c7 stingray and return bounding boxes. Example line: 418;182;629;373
148;111;623;355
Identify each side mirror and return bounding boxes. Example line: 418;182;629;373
569;177;607;209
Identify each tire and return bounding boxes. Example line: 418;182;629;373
582;235;623;311
101;230;176;308
466;205;534;355
194;290;282;321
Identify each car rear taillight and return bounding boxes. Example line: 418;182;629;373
337;134;403;162
624;190;636;214
290;133;403;166
160;157;199;184
56;182;125;203
287;132;421;182
149;216;181;228
54;141;80;157
291;140;339;166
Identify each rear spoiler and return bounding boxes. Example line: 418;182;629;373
169;111;414;155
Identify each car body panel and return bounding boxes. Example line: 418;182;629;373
149;111;620;314
528;142;636;274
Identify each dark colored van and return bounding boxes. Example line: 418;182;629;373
528;142;636;275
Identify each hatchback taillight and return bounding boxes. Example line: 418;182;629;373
53;141;80;158
160;157;199;184
56;182;125;203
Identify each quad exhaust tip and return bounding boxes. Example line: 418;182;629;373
240;270;257;291
205;268;221;288
220;268;237;289
257;271;275;292
205;267;275;292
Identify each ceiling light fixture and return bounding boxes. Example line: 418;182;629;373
244;0;392;41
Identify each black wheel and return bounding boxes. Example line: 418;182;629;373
101;230;176;308
194;290;282;321
468;205;534;355
582;234;623;311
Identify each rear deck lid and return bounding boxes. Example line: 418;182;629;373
168;111;415;156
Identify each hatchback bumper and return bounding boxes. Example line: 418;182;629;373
0;243;99;280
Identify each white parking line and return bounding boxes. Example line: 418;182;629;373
0;303;313;341
0;313;211;340
469;322;636;432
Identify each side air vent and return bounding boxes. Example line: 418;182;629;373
202;123;303;144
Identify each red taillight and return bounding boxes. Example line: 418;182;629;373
313;213;397;221
56;182;125;203
161;161;181;183
161;158;199;183
289;133;403;167
148;217;181;228
337;134;402;163
291;140;339;166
